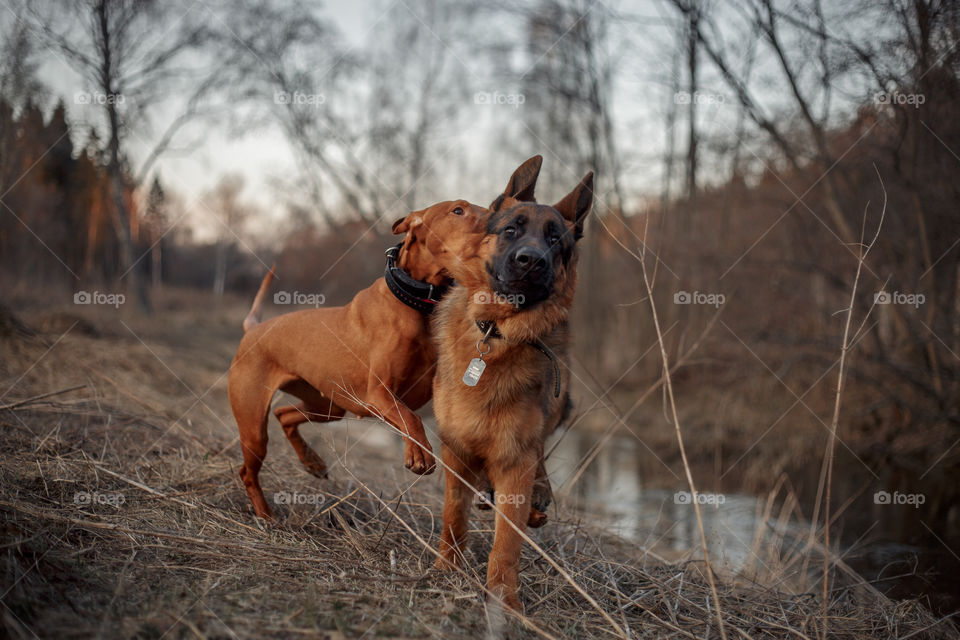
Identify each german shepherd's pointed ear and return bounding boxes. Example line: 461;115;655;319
554;172;593;241
490;155;543;211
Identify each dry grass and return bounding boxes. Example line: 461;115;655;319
0;295;955;639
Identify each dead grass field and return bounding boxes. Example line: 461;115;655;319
0;290;955;639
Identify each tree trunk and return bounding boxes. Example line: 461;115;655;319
151;242;162;289
213;241;226;297
686;1;698;202
98;0;150;313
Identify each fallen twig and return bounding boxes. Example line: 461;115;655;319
0;384;87;411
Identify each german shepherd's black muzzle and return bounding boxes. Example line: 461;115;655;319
485;203;575;309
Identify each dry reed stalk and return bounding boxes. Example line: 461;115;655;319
632;217;728;640
815;171;886;639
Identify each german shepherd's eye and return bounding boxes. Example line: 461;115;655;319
452;207;464;215
503;226;518;239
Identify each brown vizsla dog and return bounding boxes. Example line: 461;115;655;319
432;172;594;611
229;157;543;519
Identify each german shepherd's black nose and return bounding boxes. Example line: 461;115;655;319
512;246;546;272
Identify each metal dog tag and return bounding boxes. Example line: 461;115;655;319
462;358;486;386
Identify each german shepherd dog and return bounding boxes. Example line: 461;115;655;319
431;172;593;611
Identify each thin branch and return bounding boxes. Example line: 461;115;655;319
819;167;886;639
0;385;86;411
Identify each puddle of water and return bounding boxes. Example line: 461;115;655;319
544;430;804;571
546;428;960;615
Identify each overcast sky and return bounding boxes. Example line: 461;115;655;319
26;0;874;242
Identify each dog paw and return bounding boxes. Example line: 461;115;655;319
487;585;524;614
301;449;329;479
475;487;494;511
405;444;436;475
406;458;432;475
434;553;461;572
253;506;276;522
526;508;548;528
531;479;553;514
422;450;437;474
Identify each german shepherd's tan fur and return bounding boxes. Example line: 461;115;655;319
431;172;594;611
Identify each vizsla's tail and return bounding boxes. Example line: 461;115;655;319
242;264;276;332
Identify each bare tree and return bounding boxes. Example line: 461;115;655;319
365;0;475;211
0;8;45;193
213;0;381;229
669;0;855;239
682;0;700;200
658;0;960;430
520;0;622;207
29;0;217;312
205;174;250;298
660;40;682;217
518;0;624;371
216;0;476;230
143;175;166;289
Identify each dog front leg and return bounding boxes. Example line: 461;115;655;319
485;460;535;612
367;385;436;474
436;445;475;570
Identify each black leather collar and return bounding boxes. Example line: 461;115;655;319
384;243;450;313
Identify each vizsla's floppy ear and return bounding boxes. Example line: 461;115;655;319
391;210;424;235
554;172;594;241
490;155;543;211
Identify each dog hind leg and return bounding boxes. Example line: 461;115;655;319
527;459;553;528
527;391;572;527
230;369;278;519
275;380;345;479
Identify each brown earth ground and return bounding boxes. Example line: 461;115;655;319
0;286;955;639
